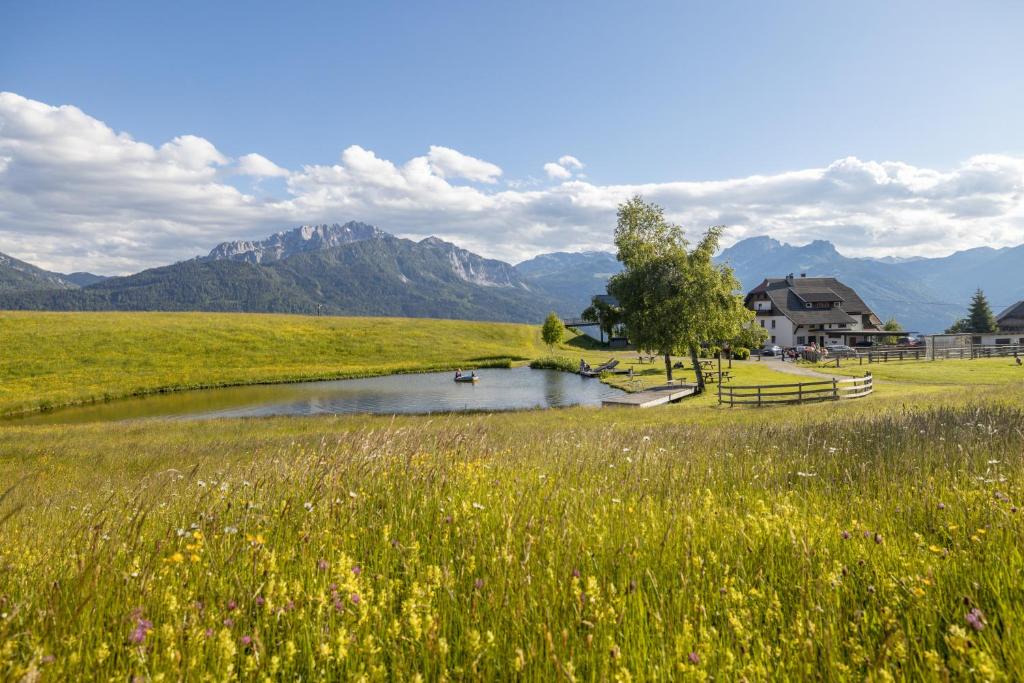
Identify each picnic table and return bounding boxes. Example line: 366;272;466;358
637;354;658;364
701;370;733;384
699;360;716;370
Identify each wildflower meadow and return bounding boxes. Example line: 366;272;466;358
1;400;1021;680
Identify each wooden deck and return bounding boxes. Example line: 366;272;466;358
602;383;697;408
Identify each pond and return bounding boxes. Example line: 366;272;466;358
12;367;626;424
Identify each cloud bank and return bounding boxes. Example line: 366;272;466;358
1;91;1022;274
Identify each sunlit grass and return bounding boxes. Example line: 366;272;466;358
0;311;550;416
1;397;1022;679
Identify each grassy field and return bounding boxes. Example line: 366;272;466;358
830;356;1024;386
2;313;1024;679
0;312;550;416
1;390;1022;680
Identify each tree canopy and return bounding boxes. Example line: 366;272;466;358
946;289;999;334
882;318;903;345
607;195;753;390
541;311;564;351
581;296;623;344
967;289;998;333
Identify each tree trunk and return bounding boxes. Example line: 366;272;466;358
664;351;673;382
690;345;704;393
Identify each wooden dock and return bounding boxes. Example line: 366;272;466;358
602;383;697;408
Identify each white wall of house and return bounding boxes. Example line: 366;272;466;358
756;315;795;346
975;333;1024;345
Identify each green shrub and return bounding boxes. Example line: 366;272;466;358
732;346;750;360
528;356;578;372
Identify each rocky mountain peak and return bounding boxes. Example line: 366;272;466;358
206;221;386;264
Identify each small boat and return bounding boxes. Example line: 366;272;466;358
454;375;479;383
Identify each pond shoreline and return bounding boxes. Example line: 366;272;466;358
1;358;520;420
7;366;624;425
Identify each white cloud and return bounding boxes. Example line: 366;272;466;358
558;155;583;169
236;153;288;177
543;162;572;180
426;145;502;183
1;91;1023;274
544;155;585;180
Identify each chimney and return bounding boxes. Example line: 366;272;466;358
786;273;794;284
800;273;806;278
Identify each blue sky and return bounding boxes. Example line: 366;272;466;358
2;1;1023;272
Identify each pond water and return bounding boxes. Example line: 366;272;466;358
13;367;625;424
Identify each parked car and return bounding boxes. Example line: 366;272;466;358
898;336;922;347
853;340;875;348
827;344;859;358
760;344;783;357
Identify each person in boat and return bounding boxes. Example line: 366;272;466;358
455;368;463;379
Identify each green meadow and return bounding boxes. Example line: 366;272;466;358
0;312;548;417
1;312;1023;680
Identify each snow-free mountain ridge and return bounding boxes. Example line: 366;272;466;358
1;225;1021;332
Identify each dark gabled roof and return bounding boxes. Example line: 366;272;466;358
996;300;1024;330
745;276;878;328
793;289;844;303
996;300;1024;321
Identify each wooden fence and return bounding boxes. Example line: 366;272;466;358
719;374;873;407
866;348;932;362
972;343;1024;358
864;344;1023;363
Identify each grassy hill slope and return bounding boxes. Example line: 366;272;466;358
0;311;549;416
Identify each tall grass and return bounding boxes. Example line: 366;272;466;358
0;402;1021;679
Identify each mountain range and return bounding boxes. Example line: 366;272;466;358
0;222;1021;332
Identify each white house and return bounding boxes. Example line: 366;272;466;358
744;274;889;348
975;300;1024;346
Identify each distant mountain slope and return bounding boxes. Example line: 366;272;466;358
267;236;547;320
0;233;555;322
63;272;108;287
0;251;78;292
515;251;622;315
2;224;1021;332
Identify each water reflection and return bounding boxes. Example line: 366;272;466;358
12;367;625;425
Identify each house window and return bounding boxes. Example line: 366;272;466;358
797;336;805;344
996;338;1010;345
759;320;765;328
771;319;776;329
771;335;776;343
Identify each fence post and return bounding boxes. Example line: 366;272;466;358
832;377;838;399
798;382;803;403
757;386;762;408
